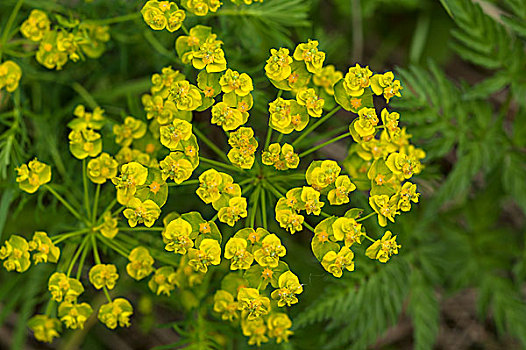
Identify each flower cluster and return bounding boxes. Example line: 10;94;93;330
197;169;248;226
20;9;110;70
261;143;300;170
228;127;258;169
180;0;263;17
214;227;298;346
141;0;186;32
15;158;52;194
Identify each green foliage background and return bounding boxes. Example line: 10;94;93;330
0;0;525;349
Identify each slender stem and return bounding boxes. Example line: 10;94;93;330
260;188;268;229
117;226;163;231
364;234;376;243
181;24;190;35
247;186;261;228
199;157;243;173
211;213;219;222
303;222;316;233
82;160;92;219
0;0;24;61
271;174;305;182
52;228;91;244
76;239;91;279
98;236;129;258
238;178;254;186
99;198;117;221
92;12;141;25
356;212;377;222
92;184;101;223
299;132;350;158
66;235;90;277
264;126;273;150
72;83;98;110
44;185;90;225
168;179;199;187
351;0;363;61
293;106;341;146
92;235;113;303
276;133;284;143
193;127;229;162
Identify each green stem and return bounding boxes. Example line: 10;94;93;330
299;132;350;158
98;236;129;258
181;24;190;35
52;228;91;244
238;178;254;186
194;127;229;162
260;188;268;229
72;83;98;110
98;198;117;222
82;160;92;219
76;238;91;279
0;0;24;61
91;234;102;264
356;212;377;222
44;185;90;225
199;157;243;173
364;234;376;243
66;235;90;277
92;184;100;223
247;186;261;228
117;226;163;231
303;222;315;233
293;106;341;146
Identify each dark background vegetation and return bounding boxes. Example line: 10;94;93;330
0;0;525;349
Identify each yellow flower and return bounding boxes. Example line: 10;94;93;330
332;217;364;247
381;108;400;133
0;235;31;272
58;302;93;330
48;272;84;303
0;60;22;92
142;94;178;125
296;88;324;118
397;182;419;211
224;237;254;270
267;313;293;344
366;231;401;263
99;212;119;239
305;160;341;190
192;36;227;72
162;217;194;254
241;317;269;346
36;31;68;70
28;231;60;264
313;65;343;96
293;40;325;74
87;153;118;184
68;127;102;159
78;23;110;59
113;116;147;147
220;69;253;96
28;315;61;343
112;162;149;205
211;101;246;131
15;158;51;194
321;246;355;278
98;298;133;329
159;152;194;183
196;168;223;203
353;107;379;138
270;271;303;307
268;98;309;134
168;80;203;111
188;238;221;273
369;194;399;227
213;290;239;321
343;64;372;97
160;119;193;150
299;186;323;215
370;71;402;103
275;208;304;234
123;197;161;227
218;197;248;226
265;48;293;81
148;266;178;296
151;66;186;98
327;175;356;205
237;287;271;320
21;10;50;42
70;105;106;130
386;152;422;179
126;246;154;280
254;233;286;267
89;264;119;290
227;127;258;169
141;0;186;32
